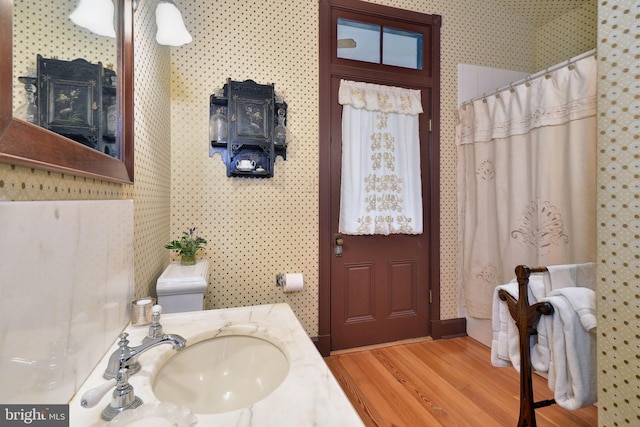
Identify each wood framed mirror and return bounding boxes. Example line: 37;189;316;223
0;0;134;184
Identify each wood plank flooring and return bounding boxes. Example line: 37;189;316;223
325;336;597;427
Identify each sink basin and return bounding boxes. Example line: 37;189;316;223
152;334;289;414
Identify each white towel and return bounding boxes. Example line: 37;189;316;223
551;287;597;332
547;262;596;293
491;282;518;368
530;277;552;373
490;275;547;371
542;288;597;410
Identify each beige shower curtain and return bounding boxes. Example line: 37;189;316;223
457;53;597;318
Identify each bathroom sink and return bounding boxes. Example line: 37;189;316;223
152;334;289;414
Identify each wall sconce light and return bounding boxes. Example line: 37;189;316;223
155;0;193;46
69;0;117;38
69;0;193;47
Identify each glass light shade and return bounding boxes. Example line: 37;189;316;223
69;0;116;38
155;1;193;46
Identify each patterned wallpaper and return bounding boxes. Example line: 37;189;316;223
128;0;173;300
168;0;322;333
166;0;595;335
596;1;640;424
5;1;637;421
535;0;597;69
497;0;592;28
168;0;536;336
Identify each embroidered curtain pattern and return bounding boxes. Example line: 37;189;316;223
456;55;597;318
338;80;423;235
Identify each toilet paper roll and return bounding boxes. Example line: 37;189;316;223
283;273;304;292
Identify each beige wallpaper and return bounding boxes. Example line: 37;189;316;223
168;0;320;334
168;0;537;335
4;0;637;420
596;1;640;424
128;0;173;299
535;0;597;69
165;0;594;335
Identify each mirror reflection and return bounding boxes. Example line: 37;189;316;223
12;0;119;158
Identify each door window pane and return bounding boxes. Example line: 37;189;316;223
337;18;380;64
383;27;423;70
337;18;423;70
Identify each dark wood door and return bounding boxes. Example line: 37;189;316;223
329;76;432;350
318;0;441;354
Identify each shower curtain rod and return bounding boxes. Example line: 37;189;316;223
461;48;597;107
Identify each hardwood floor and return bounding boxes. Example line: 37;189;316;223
325;336;597;427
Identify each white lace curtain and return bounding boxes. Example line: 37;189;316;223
338;79;423;235
457;54;597;318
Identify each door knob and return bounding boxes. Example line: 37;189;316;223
335;233;343;257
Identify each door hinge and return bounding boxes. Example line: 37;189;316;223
429;118;432;132
429;290;432;304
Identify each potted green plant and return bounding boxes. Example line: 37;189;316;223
165;227;207;265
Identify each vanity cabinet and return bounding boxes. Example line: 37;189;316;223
36;55;117;157
209;79;287;177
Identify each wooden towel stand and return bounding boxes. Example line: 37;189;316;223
498;265;556;427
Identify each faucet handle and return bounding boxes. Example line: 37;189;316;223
144;305;164;342
117;332;130;349
80;378;117;408
83;367;143;421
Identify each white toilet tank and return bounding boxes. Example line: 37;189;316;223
156;260;209;313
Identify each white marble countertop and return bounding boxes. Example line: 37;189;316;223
69;303;364;426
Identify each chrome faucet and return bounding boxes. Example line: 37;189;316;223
84;331;186;421
103;331;186;379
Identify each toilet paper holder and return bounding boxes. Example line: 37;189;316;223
275;272;304;292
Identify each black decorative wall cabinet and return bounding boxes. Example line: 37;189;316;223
209;79;287;178
36;55;117;157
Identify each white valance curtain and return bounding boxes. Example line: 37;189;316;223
457;53;597;318
338;79;423;235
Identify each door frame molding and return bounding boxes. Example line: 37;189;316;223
317;0;443;356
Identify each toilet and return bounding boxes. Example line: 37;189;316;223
156;259;210;313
